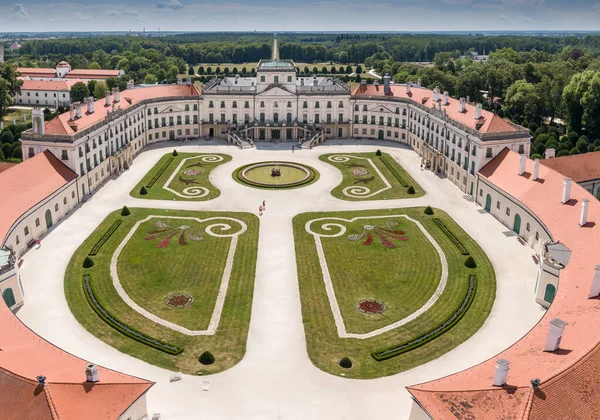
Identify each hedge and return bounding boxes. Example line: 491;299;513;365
89;219;122;256
82;274;183;355
378;155;408;187
146;157;174;188
433;218;469;255
371;275;477;361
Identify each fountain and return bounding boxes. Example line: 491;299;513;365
271;165;281;177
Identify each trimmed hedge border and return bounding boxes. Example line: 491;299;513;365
146;157;174;188
378;155;408;187
89;219;122;256
235;161;318;189
371;275;477;361
433;218;470;255
82;274;183;355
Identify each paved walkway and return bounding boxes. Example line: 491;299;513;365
16;140;545;420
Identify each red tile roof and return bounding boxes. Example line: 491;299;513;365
0;299;153;420
64;69;122;79
44;84;200;136
0;151;77;245
408;148;600;418
540;151;600;183
0;162;17;174
17;67;57;76
352;84;521;134
20;79;81;92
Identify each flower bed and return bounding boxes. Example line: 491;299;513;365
89;220;122;256
235;161;318;189
356;299;386;314
378;155;408;187
165;293;194;308
433;218;470;255
371;275;477;361
82;274;183;355
146;157;174;188
183;169;200;176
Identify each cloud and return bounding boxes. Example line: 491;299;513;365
157;0;184;9
440;0;472;4
73;11;91;21
12;3;30;20
123;9;143;19
105;10;121;18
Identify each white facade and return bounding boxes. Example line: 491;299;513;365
14;87;71;107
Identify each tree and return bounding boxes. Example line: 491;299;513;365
11;146;22;160
338;51;349;64
1;130;14;144
197;66;205;75
0;149;4;162
1;143;10;158
199;351;215;365
93;81;108;99
83;257;94;268
356;65;363;74
121;206;131;216
0;64;23;119
339;357;353;368
106;77;119;90
87;80;97;98
465;256;477;268
576;137;589;152
143;74;157;85
188;66;195;76
346;65;353;74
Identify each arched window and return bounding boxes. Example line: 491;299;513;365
260;101;265;108
287;101;292;108
274;101;278;108
544;283;556;304
2;288;16;308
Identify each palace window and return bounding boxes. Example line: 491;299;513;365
315;114;320;123
274;76;279;83
220;101;225;108
287;101;292;108
486;148;493;158
506;207;511;216
185;104;190;111
61;150;68;160
260;101;265;107
303;101;308;109
209;101;214;108
274;101;278;108
363;105;367;111
518;144;525;154
287;76;292;83
232;101;237;109
315;102;320;109
260;75;265;82
244;101;249;108
147;109;151;116
327;101;332;108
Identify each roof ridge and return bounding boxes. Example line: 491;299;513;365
43;383;61;420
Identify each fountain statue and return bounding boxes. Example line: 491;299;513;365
271;165;281;177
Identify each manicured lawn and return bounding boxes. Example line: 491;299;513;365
320;152;424;201
65;208;258;375
293;207;495;379
130;152;231;201
2;108;32;125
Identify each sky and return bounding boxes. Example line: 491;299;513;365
0;0;599;32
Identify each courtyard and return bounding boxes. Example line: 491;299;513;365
14;140;544;419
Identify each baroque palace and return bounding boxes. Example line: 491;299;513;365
2;54;600;419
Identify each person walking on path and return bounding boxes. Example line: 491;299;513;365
292;145;295;153
35;238;41;249
259;205;263;216
262;200;266;210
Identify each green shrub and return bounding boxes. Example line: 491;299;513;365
83;256;95;268
378;155;408;187
121;206;131;216
89;220;122;256
199;351;215;365
424;206;434;215
465;256;477;268
375;149;382;156
339;357;353;369
140;186;148;195
407;186;415;194
172;149;178;156
433;218;469;255
146;157;174;188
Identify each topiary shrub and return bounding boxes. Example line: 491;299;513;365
83;256;95;268
339;357;353;369
121;206;131;216
140;186;148;195
375;149;382;156
465;256;477;268
407;185;415;194
199;351;215;365
172;149;178;156
424;206;434;215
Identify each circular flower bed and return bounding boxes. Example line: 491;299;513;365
356;299;386;314
165;293;194;308
234;161;319;189
183;169;200;176
352;169;369;176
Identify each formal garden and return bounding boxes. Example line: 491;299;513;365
293;207;495;378
320;151;424;201
65;207;258;374
130;151;231;200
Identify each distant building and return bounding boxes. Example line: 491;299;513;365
14;79;80;108
17;61;124;83
541;149;600;200
460;50;489;62
8;42;21;51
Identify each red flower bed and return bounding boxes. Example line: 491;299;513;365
356;299;386;314
165;293;194;308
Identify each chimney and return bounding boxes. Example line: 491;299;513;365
580;198;590;226
86;364;99;383
69;104;75;121
562;178;572;204
177;78;183;85
459;97;466;113
383;73;391;95
127;79;134;89
406;83;411;94
36;375;46;386
493;359;510;387
186;77;192;86
442;91;449;105
112;87;120;103
313;79;318;87
475;103;482;119
589;265;600;298
518;154;527;176
75;102;82;119
433;86;440;102
545;148;556;159
533;158;540;181
417;78;421;86
544;318;567;352
466;95;471;104
105;91;111;107
87;97;95;114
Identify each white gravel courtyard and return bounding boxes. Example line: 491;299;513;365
15;139;545;420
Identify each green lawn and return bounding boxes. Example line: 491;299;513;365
2;108;32;125
293;207;495;379
65;208;258;375
320;152;424;201
130;152;231;201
